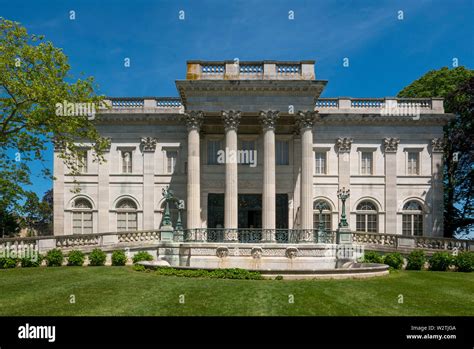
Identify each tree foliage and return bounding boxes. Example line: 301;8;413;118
398;67;474;238
23;189;53;236
0;18;109;212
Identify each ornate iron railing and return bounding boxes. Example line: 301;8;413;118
182;228;337;244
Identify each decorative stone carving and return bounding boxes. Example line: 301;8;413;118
251;247;263;259
285;247;299;259
431;138;445;153
296;111;318;129
221;110;241;131
140;137;157;152
383;137;400;153
216;246;229;258
259;110;280;130
335;137;353;153
182;111;204;130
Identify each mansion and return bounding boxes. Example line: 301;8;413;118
53;60;453;241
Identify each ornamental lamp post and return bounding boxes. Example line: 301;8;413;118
337;187;350;228
336;187;352;245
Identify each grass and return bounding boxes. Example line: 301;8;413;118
0;267;473;316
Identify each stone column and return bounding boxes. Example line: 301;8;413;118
336;137;353;228
259;110;280;242
431;138;445;237
141;137;157;230
98;139;111;233
296;111;317;241
222;110;241;242
383;138;399;234
183;111;204;229
53;140;65;235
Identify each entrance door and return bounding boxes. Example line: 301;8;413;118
238;194;262;228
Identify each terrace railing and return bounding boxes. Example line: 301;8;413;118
0;230;471;254
315;97;444;113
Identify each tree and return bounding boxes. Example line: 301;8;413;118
22;189;53;236
0;206;22;237
0;18;110;213
398;67;474;238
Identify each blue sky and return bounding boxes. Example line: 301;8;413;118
1;0;473;198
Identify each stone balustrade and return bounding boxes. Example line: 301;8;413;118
117;230;161;243
1;230;470;255
55;234;102;248
110;98;144;108
352;231;472;252
186;60;316;80
315;97;444;113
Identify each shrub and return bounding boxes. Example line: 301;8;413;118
383;253;404;270
45;249;64;267
362;251;383;264
429;252;452;271
133;264;146;272
20;253;43;268
406;250;426;270
112;250;127;266
153;267;263;280
67;250;85;266
454;251;474;272
0;257;18;269
132;251;153;264
88;248;106;266
275;275;284;280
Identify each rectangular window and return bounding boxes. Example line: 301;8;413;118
117;212;137;231
121;150;133;173
166;150;178;173
276;140;289;165
207;140;223;165
315;152;327;174
361;152;373;175
408;152;419;175
72;212;83;234
313;213;331;230
77;150;88;174
73;212;93;234
356;214;365;232
413;215;423;236
402;215;411;236
241;140;255;151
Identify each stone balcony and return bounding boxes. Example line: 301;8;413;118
99;96;446;116
185;60;316;80
315;97;445;114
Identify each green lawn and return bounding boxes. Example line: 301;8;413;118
0;267;473;316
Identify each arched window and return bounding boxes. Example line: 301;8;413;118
72;198;93;234
402;201;423;236
117;199;137;231
313;200;332;231
356;201;378;233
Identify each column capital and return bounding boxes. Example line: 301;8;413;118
182;111;204;130
140;137;157;152
296;111;318;130
431;138;445;153
222;110;241;131
335;137;353;153
383;137;400;153
259;110;280;130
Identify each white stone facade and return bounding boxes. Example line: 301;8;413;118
53;60;452;237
